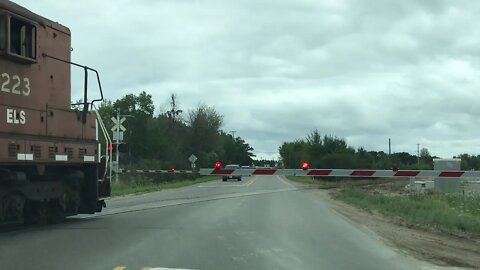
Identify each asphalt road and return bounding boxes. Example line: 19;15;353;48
0;176;431;270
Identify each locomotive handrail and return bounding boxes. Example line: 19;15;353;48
44;53;110;183
42;53;104;112
93;104;112;182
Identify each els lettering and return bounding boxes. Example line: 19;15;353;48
6;108;26;125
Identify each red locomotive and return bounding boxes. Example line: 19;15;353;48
0;1;111;224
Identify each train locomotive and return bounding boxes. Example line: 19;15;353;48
0;0;111;224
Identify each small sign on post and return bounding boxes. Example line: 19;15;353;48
189;154;197;174
113;131;124;141
188;154;198;163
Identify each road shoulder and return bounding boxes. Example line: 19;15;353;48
283;177;480;269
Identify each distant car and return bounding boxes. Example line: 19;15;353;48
223;164;242;181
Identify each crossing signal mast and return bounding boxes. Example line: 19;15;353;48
111;108;133;182
108;143;129;153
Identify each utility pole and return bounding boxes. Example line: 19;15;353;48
230;130;237;138
417;143;420;169
115;108;120;184
388;138;391;156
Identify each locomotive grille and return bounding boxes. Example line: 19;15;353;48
66;147;74;159
48;147;56;159
33;145;41;158
8;143;17;157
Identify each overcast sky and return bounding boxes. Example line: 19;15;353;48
16;0;480;159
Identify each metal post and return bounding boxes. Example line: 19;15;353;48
409;176;414;193
116;108;120;184
191;162;196;178
417;143;420;169
388;138;391;156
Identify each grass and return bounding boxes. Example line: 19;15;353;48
286;176;396;189
111;175;219;197
286;176;480;235
334;189;480;236
286;176;317;184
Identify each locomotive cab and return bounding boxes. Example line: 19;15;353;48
0;1;110;224
0;13;37;62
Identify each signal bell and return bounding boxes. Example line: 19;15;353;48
301;161;309;170
215;161;222;169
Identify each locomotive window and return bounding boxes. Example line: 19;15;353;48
0;16;5;50
9;17;36;60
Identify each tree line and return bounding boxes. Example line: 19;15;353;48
96;92;254;169
279;130;436;170
454;154;480;171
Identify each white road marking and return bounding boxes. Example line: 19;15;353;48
246;178;256;186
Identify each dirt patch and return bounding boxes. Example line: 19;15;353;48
312;189;480;269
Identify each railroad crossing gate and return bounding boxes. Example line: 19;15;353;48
118;160;480;179
120;166;480;179
198;168;480;178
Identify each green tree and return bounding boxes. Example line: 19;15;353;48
96;93;256;171
355;147;374;169
166;93;183;123
219;133;255;165
113;91;154;159
278;140;308;168
306;130;324;167
420;148;433;169
187;104;223;167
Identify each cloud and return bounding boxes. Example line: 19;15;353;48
15;0;480;159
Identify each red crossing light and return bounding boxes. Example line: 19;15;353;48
215;161;222;169
391;163;399;172
107;145;113;151
301;161;309;170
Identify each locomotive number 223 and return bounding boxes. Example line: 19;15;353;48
1;73;31;96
